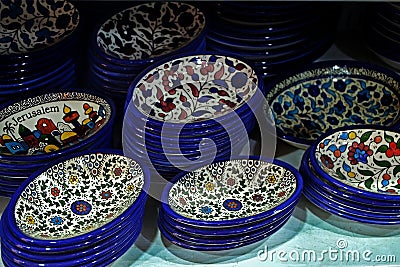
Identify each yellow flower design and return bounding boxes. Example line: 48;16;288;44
26;216;35;225
69;175;78;184
348;131;356;140
205;182;214;191
127;184;135;191
267;175;276;184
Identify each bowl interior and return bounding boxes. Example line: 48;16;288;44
96;2;205;61
313;128;400;196
13;152;145;240
0;92;112;157
0;0;79;56
167;159;298;222
267;63;400;144
130;54;260;123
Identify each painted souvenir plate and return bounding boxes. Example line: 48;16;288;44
162;157;302;226
0;91;112;158
0;0;79;56
265;61;400;147
12;152;145;240
96;2;206;61
129;54;260;123
311;127;400;200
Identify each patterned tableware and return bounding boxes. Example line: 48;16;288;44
310;126;400;201
265;60;400;149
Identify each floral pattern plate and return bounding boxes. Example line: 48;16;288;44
0;0;79;55
96;2;205;61
129;54;259;123
266;61;400;147
0;92;112;157
12;152;145;240
165;158;300;224
312;127;400;197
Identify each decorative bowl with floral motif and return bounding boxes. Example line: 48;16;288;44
265;60;400;149
160;156;302;228
309;126;400;201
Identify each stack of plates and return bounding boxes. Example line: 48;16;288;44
158;157;303;251
0;91;115;196
0;150;149;266
123;53;264;180
87;1;207;118
301;126;400;225
366;2;400;70
0;0;80;102
204;2;335;77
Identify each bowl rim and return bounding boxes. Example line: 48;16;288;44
160;155;303;227
5;149;150;247
308;124;400;201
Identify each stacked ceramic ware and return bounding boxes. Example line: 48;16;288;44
204;2;335;77
87;1;207;118
0;150;149;266
301;126;400;225
365;2;400;71
158;157;303;251
0;91;115;196
123;53;264;180
0;0;80;103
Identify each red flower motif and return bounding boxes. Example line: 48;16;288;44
160;100;176;112
226;178;236;186
386;142;400;158
101;191;112;200
252;194;264;202
348;142;373;165
320;155;334;169
51;187;60;197
114;167;122;176
277;191;286;197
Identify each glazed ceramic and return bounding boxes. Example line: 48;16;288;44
266;61;400;148
6;150;149;247
161;157;302;227
0;91;113;160
127;53;260;124
311;127;400;201
96;2;206;62
0;0;79;56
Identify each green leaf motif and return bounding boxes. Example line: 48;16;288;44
373;158;391;168
360;131;373;143
377;145;388;153
364;177;374;189
384;132;394;143
394;165;400;177
357;168;374;176
335;168;347;180
394;184;400;189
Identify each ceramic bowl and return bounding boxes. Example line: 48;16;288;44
5;150;149;247
265;60;400;148
161;156;302;228
0;0;79;57
310;126;400;201
0;91;114;163
96;2;206;64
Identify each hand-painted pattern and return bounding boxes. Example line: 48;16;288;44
168;159;297;221
315;128;400;194
13;152;144;239
0;0;79;55
132;54;259;122
97;2;205;60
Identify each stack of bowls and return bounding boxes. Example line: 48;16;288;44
0;91;115;196
0;150;149;266
123;53;264;180
87;1;207;118
0;0;80;102
366;2;400;71
301;126;400;225
265;60;400;149
204;2;335;77
158;157;303;251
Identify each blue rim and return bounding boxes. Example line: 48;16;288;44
5;149;150;247
308;125;400;201
160;155;303;227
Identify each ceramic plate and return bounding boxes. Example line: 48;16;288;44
11;152;145;240
162;157;302;226
128;54;260;123
0;0;79;56
0;92;112;157
266;61;400;146
96;2;205;61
